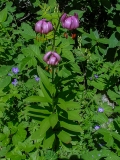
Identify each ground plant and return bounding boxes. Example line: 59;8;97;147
0;0;120;160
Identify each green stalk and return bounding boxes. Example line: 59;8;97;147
51;15;60;112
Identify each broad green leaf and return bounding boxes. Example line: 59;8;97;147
39;117;51;135
60;121;82;132
12;128;27;145
105;155;120;160
107;89;119;101
26;106;50;114
0;8;7;22
57;130;71;144
114;106;120;113
0;66;11;77
67;110;81;121
58;99;80;110
112;132;120;142
3;126;10;137
21;23;36;40
32;117;50;138
62;49;75;62
22;45;43;63
43;133;55;149
90;81;105;90
98;38;109;44
0;133;6;141
109;32;118;48
69;10;85;18
93;113;108;124
0;76;11;89
48;0;56;5
98;128;114;147
19;56;32;71
49;113;58;128
24;96;50;103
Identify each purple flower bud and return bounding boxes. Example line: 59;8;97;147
94;125;100;130
12;67;19;74
12;79;18;86
98;107;104;113
60;13;79;30
43;51;61;66
35;19;53;34
94;74;99;78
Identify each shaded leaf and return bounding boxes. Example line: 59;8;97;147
57;130;71;144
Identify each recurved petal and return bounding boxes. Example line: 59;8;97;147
74;13;78;18
48;22;53;31
64;17;72;29
52;52;61;61
35;20;43;33
43;51;52;62
71;16;79;29
61;13;67;23
42;22;49;34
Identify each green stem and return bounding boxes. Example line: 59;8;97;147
52;15;60;51
51;14;60;112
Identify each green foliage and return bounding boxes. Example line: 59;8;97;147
0;0;120;159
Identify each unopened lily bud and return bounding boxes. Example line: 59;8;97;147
35;19;53;34
61;13;79;30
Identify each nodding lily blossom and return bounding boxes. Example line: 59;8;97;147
35;19;53;34
43;51;61;66
12;67;19;74
61;13;79;30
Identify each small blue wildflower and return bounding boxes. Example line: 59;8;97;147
98;107;104;113
35;77;40;81
89;77;92;80
12;79;18;86
98;154;101;156
94;125;100;130
34;75;40;81
12;67;19;74
94;74;99;79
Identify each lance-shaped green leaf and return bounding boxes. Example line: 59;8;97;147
24;96;50;103
37;66;52;94
49;113;58;128
58;99;80;110
112;132;120;142
57;130;71;144
60;121;82;132
0;8;7;22
0;76;11;89
67;110;81;121
40;81;52;103
19;56;32;71
31;117;51;139
43;133;55;149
